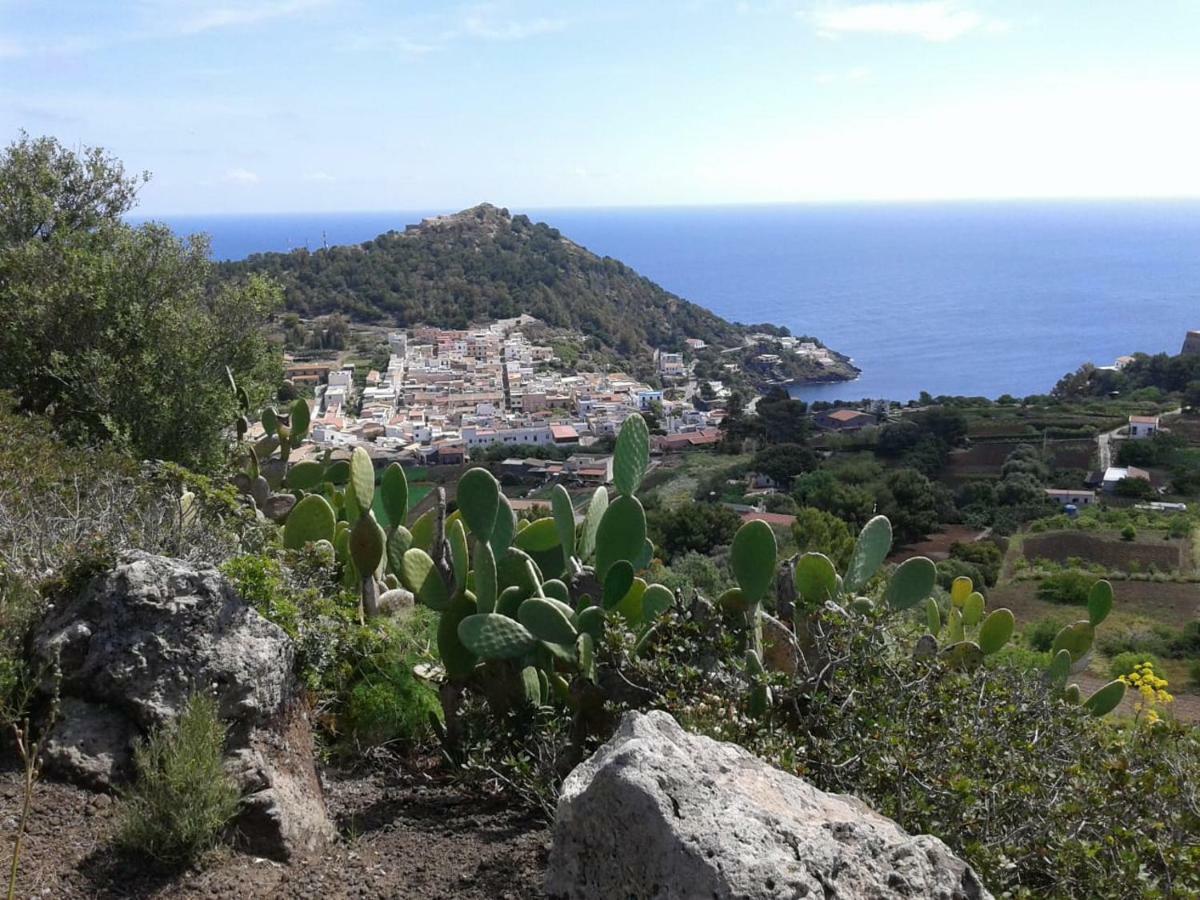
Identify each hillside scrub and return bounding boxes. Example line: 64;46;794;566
0;134;282;471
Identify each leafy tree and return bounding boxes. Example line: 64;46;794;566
0;135;281;470
949;540;1003;586
790;507;854;570
750;443;818;488
1114;476;1154;499
754;387;810;444
875;468;940;546
647;502;741;561
793;469;876;529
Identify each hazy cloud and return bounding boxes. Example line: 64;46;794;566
462;14;566;41
809;1;1004;42
223;168;261;185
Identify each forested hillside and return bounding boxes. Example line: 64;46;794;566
219;203;782;357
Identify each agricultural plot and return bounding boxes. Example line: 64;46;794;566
1021;530;1188;573
946;438;1094;480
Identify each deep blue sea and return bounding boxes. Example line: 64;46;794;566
146;201;1200;404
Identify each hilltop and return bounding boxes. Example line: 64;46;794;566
218;203;857;384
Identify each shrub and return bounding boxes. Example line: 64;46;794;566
1036;570;1098;605
936;558;986;594
1025;616;1065;652
1121;524;1137;542
1109;651;1165;681
344;670;440;748
116;693;240;869
948;540;1003;586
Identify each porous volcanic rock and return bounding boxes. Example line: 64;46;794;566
547;710;991;900
32;551;334;860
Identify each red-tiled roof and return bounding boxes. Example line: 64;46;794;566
826;409;871;422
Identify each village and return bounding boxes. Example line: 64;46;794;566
273;317;732;478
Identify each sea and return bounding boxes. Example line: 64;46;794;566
146;201;1200;404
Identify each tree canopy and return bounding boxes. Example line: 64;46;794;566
218;203;776;373
0;133;281;470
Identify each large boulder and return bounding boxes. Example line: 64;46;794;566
32;551;334;860
547;710;991;900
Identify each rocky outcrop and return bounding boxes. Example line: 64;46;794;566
32;551;334;860
547;710;991;900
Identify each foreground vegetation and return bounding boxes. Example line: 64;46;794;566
3;133;1200;898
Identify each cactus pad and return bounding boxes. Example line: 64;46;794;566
379;463;409;528
457;467;501;540
977;608;1014;655
794;552;837;605
348;447;375;513
1087;579;1114;627
1083;680;1126;716
518;597;578;646
551;484;576;562
613;413;650;496
884;556;936;611
283;495;336;550
594;495;647;580
844;516;892;593
731;520;777;605
458;613;538;659
285;460;325;491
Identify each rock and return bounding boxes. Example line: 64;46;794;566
32;551;335;860
547;710;991;900
42;698;133;790
262;493;297;523
376;588;415;617
761;613;799;676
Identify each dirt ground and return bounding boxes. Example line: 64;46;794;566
1021;530;1189;572
1;757;549;900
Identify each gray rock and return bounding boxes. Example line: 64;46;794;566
41;698;134;790
547;710;991;900
262;493;297;523
32;551;334;860
761;612;799;676
377;587;415;617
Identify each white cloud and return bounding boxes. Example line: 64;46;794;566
224;168;261;185
461;6;566;41
303;170;336;182
809;2;1003;42
173;0;332;36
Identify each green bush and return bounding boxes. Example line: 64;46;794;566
1025;616;1065;652
1037;570;1098;605
1120;524;1137;542
1109;651;1164;681
342;611;441;749
345;670;441;748
116;694;240;869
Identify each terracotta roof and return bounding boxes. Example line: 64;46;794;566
826;409;871;422
1129;415;1159;424
549;424;579;441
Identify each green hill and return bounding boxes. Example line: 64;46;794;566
220;203;788;356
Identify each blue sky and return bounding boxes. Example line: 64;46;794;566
2;1;1199;213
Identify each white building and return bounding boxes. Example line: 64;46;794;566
1128;415;1160;439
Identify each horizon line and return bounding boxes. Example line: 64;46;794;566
132;193;1200;220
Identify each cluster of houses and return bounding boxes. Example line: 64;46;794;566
1045;413;1170;510
279;317;727;472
